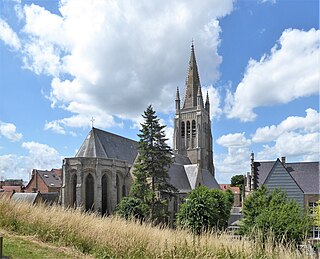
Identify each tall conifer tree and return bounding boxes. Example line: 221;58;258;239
130;105;176;220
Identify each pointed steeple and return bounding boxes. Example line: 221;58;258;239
175;86;180;113
205;91;210;112
182;42;201;109
197;85;204;109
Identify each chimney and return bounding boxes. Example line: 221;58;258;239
281;156;286;165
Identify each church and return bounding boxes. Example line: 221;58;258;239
61;44;219;216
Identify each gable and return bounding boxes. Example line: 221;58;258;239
264;160;304;208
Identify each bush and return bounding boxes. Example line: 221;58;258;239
115;197;148;220
240;186;310;245
176;186;233;234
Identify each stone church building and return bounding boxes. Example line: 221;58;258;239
61;44;219;215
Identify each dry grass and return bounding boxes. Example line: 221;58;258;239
0;197;309;258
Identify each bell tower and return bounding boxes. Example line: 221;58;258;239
173;43;214;175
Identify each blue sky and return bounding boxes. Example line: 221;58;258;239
0;0;319;183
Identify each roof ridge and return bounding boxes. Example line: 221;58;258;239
92;127;137;143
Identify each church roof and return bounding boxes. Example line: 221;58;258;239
254;160;319;194
76;127;139;165
202;169;220;189
182;43;203;109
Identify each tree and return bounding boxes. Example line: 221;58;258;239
230;174;244;194
130;105;176;221
314;199;320;227
177;186;233;234
115;197;148;220
240;186;310;245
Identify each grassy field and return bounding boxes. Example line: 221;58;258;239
0;197;309;258
0;229;92;259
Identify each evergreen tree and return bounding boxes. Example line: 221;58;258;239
130;105;176;220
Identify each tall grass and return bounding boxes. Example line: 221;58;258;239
0;197;309;258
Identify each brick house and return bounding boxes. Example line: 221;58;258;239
24;169;62;193
219;184;241;207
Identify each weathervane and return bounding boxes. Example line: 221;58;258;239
90;117;95;128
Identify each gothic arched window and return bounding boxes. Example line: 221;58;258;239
71;174;77;208
85;173;94;211
192;120;196;137
101;174;108;215
187;121;190;138
181;121;185;137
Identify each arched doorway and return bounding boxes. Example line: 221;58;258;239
101;174;108;215
85;173;94;211
71;174;77;208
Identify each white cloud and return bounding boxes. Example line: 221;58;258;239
257;132;319;161
226;28;319;121
0;141;62;181
2;0;234;133
0;121;23;141
216;132;251;148
215;132;251;182
252;108;319;142
0;18;21;50
252;108;320;161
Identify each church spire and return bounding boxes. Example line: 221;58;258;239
175;86;180;114
182;42;201;109
205;91;210;112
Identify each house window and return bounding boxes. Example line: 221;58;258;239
309;202;318;214
310;226;320;239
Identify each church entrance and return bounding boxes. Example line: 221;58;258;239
101;174;108;215
85;173;94;211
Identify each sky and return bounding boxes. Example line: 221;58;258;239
0;0;319;183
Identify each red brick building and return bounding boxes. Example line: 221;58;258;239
24;169;62;193
219;184;241;207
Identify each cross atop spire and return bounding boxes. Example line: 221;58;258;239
90;117;95;128
182;42;201;109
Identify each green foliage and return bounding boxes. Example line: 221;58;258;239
230;174;244;194
314;200;320;227
176;186;233;234
130;105;176;221
115;197;148;220
240;186;310;245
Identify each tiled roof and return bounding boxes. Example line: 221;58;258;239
38;170;62;188
76;128;139;165
219;184;240;194
254;160;319;194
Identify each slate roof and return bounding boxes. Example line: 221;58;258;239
76;127;139;165
40;192;60;204
11;192;40;204
38;170;62;188
168;164;191;192
202;169;220;189
254;160;319;194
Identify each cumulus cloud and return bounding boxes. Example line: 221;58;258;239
226;28;319;121
1;0;233;133
215;132;251;181
216;132;251;148
0;18;21;50
0;121;23;141
0;141;62;181
254;108;320;161
252;108;319;142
